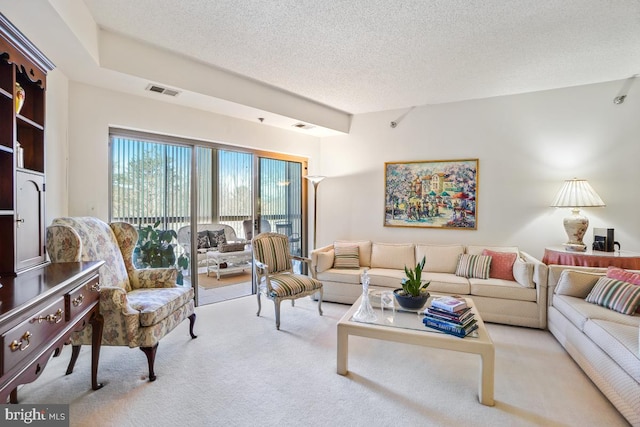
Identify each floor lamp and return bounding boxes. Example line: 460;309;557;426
305;175;325;249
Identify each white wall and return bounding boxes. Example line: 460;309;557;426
54;79;639;260
65;82;321;220
44;69;69;223
317;79;640;259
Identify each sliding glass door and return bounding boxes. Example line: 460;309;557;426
258;157;304;257
110;129;308;306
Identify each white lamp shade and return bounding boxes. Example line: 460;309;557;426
550;179;605;208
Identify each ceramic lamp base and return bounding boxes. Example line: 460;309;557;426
562;208;589;252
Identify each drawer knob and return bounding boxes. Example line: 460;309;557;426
34;308;63;324
9;331;32;352
90;282;101;292
72;294;84;307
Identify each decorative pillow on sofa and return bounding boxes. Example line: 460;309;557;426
512;259;536;288
455;254;491;279
316;249;335;273
606;266;640;313
555;270;604;298
481;249;516;281
208;229;227;248
333;245;360;269
335;240;372;267
606;266;640;284
197;231;211;249
585;277;640;315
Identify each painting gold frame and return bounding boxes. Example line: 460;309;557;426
384;159;478;229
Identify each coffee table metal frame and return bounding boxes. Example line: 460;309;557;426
337;295;495;406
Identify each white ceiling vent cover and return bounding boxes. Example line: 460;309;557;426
146;84;181;97
292;122;315;130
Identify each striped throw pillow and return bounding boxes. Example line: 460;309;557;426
455;254;491;279
586;277;640;315
333;245;360;269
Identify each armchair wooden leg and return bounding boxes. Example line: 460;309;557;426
140;344;158;382
66;345;82;375
274;300;281;330
317;290;323;316
188;313;197;339
256;291;262;316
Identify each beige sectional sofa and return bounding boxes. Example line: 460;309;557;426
310;241;548;329
547;265;640;426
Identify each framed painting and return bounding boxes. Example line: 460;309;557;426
384;159;478;229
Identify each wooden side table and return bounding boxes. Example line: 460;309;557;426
542;245;640;270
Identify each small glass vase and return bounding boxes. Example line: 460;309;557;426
352;268;377;322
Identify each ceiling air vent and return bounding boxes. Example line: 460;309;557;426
146;84;181;97
292;122;315;130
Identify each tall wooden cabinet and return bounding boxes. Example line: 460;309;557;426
0;14;54;276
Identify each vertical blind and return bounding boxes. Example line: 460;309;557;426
111;136;254;238
111;136;191;230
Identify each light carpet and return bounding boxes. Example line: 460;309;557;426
17;297;629;427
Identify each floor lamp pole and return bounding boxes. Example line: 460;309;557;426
305;176;326;249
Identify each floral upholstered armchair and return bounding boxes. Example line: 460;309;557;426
252;232;323;330
46;217;197;381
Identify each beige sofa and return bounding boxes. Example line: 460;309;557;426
547;265;640;425
310;241;548;329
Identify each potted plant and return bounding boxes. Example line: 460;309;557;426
393;256;431;310
135;221;189;285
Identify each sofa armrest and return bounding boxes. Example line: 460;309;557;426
99;286;138;315
520;251;548;290
518;252;549;311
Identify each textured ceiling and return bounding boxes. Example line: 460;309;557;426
82;0;640;114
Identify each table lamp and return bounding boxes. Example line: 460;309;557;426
550;178;605;252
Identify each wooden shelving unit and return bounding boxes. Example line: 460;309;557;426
0;13;54;276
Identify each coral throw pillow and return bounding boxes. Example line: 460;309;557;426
606;266;640;313
482;249;517;281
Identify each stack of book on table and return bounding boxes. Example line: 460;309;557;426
422;296;478;338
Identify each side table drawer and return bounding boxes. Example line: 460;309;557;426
1;298;66;375
65;276;100;321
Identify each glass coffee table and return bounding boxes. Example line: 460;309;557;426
336;294;495;406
